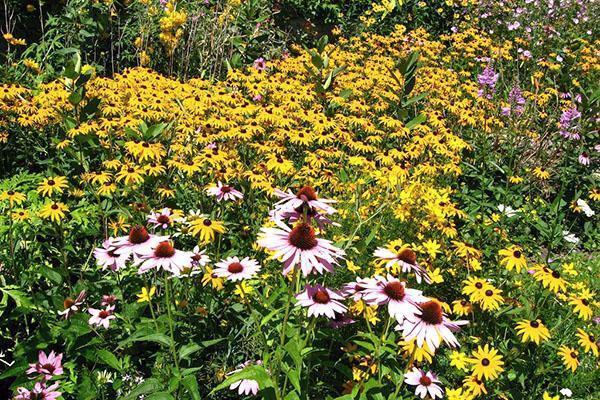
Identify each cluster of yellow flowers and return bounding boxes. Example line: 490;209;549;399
158;1;187;55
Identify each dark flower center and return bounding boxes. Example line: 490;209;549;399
589;335;595;342
460;300;468;306
419;375;432;386
513;250;521;258
129;225;150;244
419;301;444;325
582;299;589;306
157;215;170;224
551;270;560;279
383;281;405;300
51;204;59;210
485;289;494;296
64;298;75;308
481;358;490;366
203;219;212;226
570;352;577;359
312;288;330;304
99;310;110;318
475;282;483;289
221;186;232;193
154;241;175;258
296;186;318;201
228;262;244;273
397;248;417;265
47;179;55;186
529;320;540;328
42;363;56;373
289;223;318;250
7;190;14;195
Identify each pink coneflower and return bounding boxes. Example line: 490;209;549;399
206;182;244;202
58;290;86;319
147;208;175;230
578;152;590;166
273;186;337;215
404;367;444;399
401;300;468;351
373;247;431;284
27;351;63;380
228;360;262;396
15;382;61;400
136;241;193;276
111;225;164;260
362;275;428;322
253;57;266;71
191;245;210;267
257;220;345;276
295;284;347;319
214;256;260;281
343;277;377;301
88;305;116;329
93;239;128;271
101;294;117;306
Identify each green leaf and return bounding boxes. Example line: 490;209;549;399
180;375;201;400
120;333;173;348
120;378;164;400
146;393;175;400
38;265;63;284
96;349;121;371
210;365;273;394
405;114;427;129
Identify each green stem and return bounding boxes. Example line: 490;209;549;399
164;278;181;375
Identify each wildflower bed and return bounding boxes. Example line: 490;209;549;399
0;23;598;400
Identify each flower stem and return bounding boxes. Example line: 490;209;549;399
163;278;181;375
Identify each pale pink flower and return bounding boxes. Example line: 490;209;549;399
578;152;590;166
15;382;61;400
342;277;378;301
404;367;444;399
135;241;193;276
273;186;337;215
206;182;244;202
253;57;266;71
58;290;86;319
401;300;468;351
228;360;262;396
214;256;260;281
88;305;116;329
110;225;164;260
257;220;345;276
27;351;63;379
362;275;428;322
191;245;210;267
101;294;117;306
147;208;175;230
93;239;128;271
295;284;347;319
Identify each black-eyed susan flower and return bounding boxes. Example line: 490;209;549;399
462;373;487;396
569;297;593;320
468;344;504;380
557;345;579;372
576;328;598;356
452;299;472;316
0;189;26;206
11;209;30;222
188;216;226;243
515;319;551;344
478;287;504;312
462;277;493;302
201;267;224;290
499;245;527;273
37;176;68;197
534;268;567;293
38;201;69;223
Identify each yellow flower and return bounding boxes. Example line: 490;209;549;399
468;344;504;381
542;392;559;400
188;217;226;243
11;209;30;222
576;328;598;356
0;190;26;206
508;175;524;184
515;320;551;345
557;345;579;372
234;281;254;299
449;350;470;371
346;260;361;273
202;267;224;290
37;176;68;197
532;167;550;180
569;297;593;320
137;286;156;303
498;245;527;273
38;202;69;223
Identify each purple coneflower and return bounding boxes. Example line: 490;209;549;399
111;225;164;260
191;245;211;267
206;182;244;202
147;208;175;230
214;256;261;281
101;294;117;306
273;186;337;215
88;305;116;329
401;300;468;351
295;284;347;319
362;275;428;322
257;220;345;276
93;239;128;271
58;290;86;319
27;351;63;380
15;382;61;400
136;241;193;276
228;360;262;396
343;277;378;301
578;152;590;166
253;57;266;71
404;367;444;399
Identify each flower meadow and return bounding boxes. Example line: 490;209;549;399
0;1;599;399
